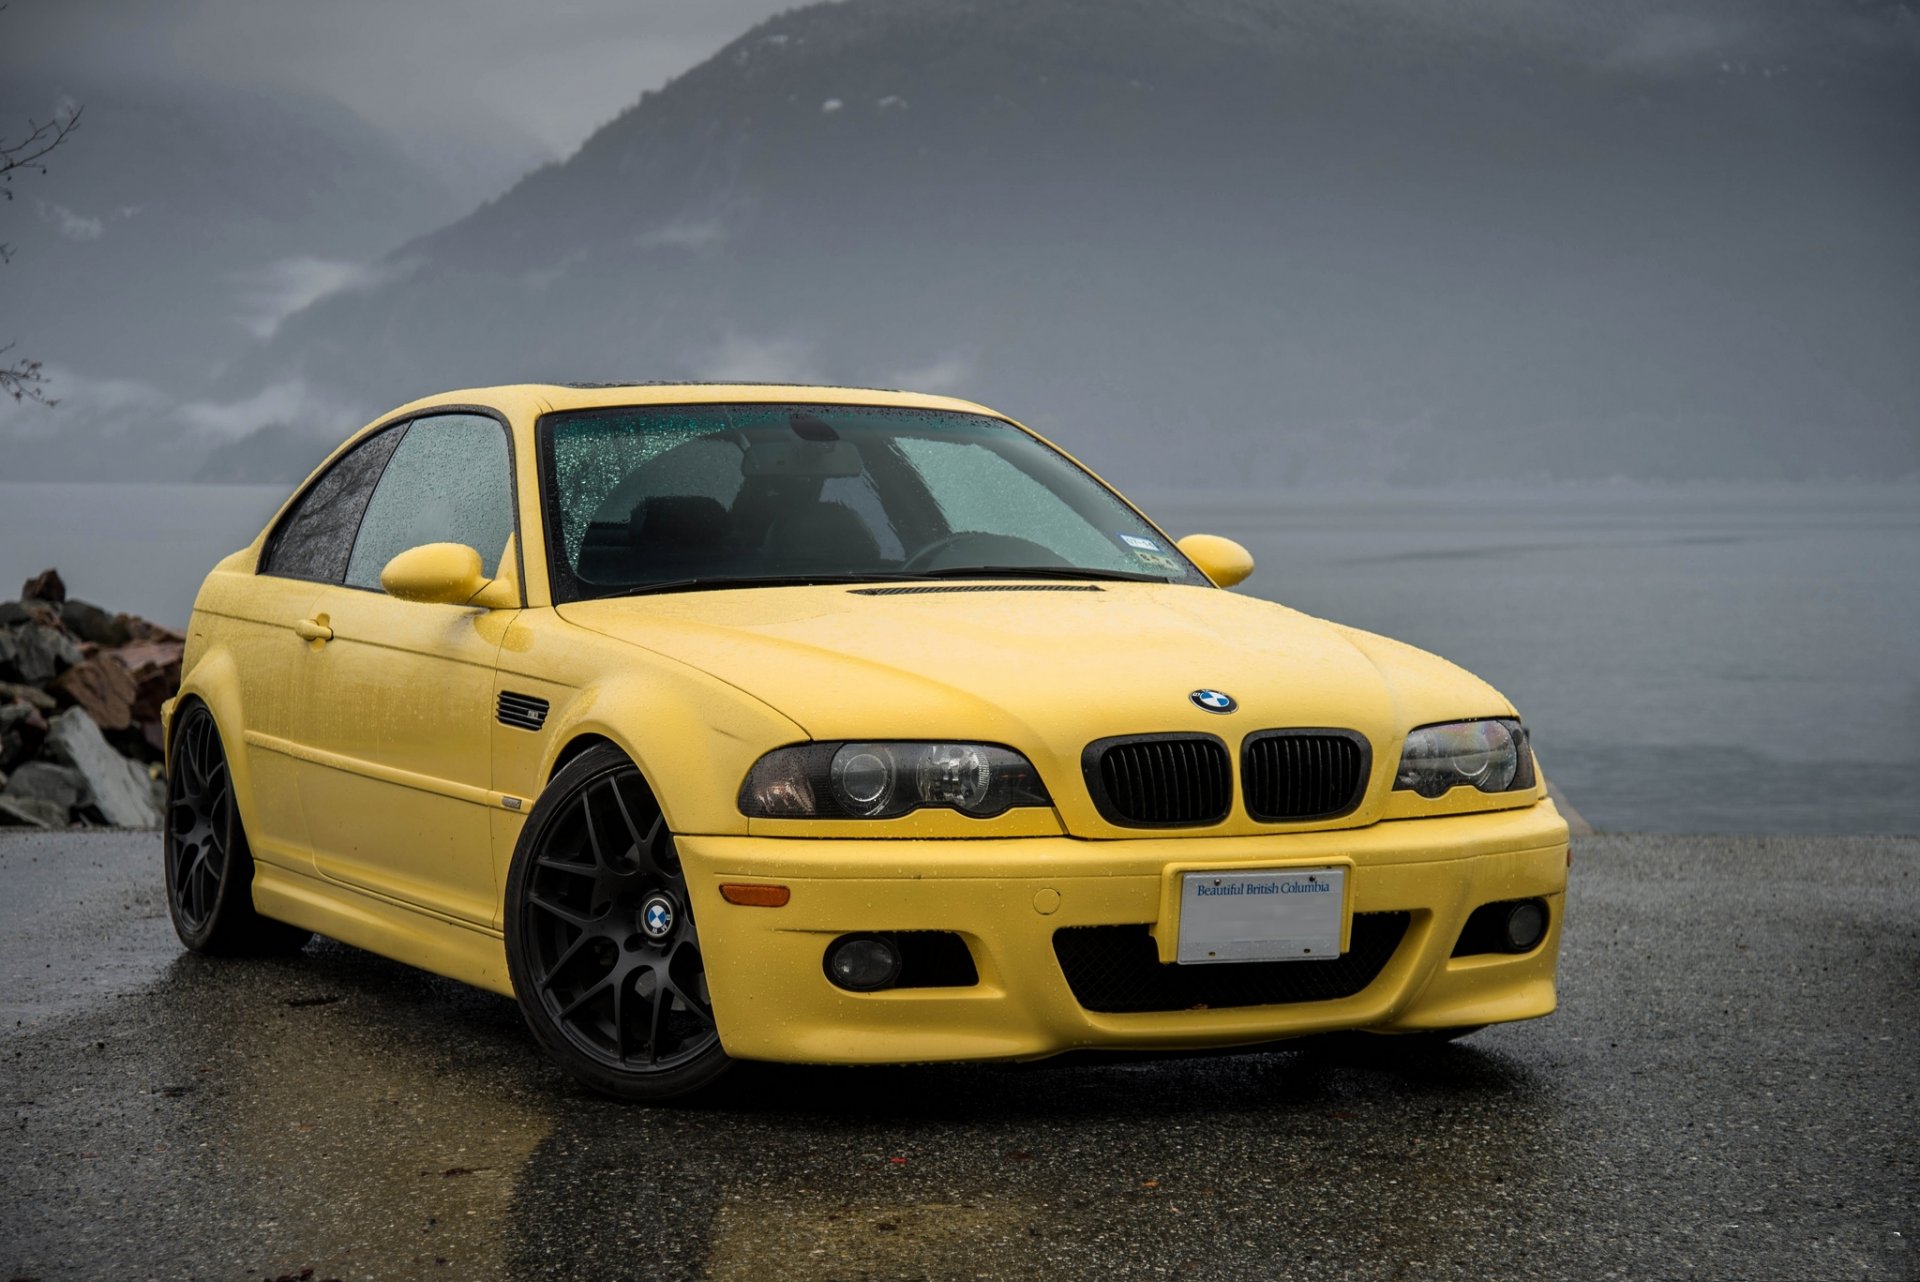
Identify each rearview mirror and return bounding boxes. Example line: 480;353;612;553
381;542;487;605
741;439;864;478
1176;534;1255;588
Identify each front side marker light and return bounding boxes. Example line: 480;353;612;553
720;883;791;907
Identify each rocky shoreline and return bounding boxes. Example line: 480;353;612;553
0;569;174;830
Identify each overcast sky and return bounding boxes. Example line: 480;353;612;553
5;0;805;156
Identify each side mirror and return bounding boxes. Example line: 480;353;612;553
381;542;487;605
1176;534;1255;588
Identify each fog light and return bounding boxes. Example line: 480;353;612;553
824;934;902;991
1503;900;1548;951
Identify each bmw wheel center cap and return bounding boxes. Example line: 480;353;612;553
641;895;675;939
1190;689;1237;714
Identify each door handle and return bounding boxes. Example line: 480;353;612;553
293;615;333;643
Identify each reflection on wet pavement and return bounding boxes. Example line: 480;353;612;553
4;833;1916;1281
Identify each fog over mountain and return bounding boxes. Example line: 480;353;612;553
6;0;1917;487
0;69;538;479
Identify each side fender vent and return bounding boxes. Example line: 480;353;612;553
497;691;550;732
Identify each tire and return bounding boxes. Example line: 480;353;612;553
503;744;730;1102
163;702;312;956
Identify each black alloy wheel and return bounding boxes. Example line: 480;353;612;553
163;702;310;955
504;744;729;1101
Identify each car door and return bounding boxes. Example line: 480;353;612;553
288;412;519;927
233;426;407;867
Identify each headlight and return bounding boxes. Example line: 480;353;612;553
740;742;1053;819
1392;719;1534;799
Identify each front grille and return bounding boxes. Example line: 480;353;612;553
1053;913;1409;1013
1083;734;1232;827
1242;730;1370;821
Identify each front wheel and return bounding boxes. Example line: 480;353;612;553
503;744;730;1102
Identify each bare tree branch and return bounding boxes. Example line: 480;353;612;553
0;105;83;199
1;56;82;406
0;341;56;405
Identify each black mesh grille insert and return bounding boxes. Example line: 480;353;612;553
1052;912;1410;1013
1083;734;1232;827
894;931;979;987
1242;730;1370;822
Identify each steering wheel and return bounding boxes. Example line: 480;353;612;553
901;531;1071;573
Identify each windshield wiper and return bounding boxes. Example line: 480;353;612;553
915;565;1170;584
597;565;1173;599
602;573;925;599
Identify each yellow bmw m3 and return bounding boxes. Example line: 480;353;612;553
162;383;1569;1101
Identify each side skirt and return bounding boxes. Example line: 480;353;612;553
252;862;515;998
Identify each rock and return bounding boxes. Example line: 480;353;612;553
106;637;183;760
2;760;88;814
21;568;66;604
51;655;139;732
60;599;132;647
0;681;57;712
1;599;62;629
0;795;68;829
122;615;185;645
43;707;162;828
1;701;49;770
0;623;84;686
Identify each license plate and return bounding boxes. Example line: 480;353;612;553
1176;867;1347;964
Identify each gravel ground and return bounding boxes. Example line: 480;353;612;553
1;830;1915;1282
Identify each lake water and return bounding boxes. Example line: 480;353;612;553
3;479;1915;835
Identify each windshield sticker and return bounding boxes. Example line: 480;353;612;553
1132;551;1182;575
1118;533;1163;552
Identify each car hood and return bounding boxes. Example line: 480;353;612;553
557;583;1513;835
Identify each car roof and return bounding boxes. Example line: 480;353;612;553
382;382;1005;422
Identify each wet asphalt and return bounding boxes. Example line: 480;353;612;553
0;830;1914;1282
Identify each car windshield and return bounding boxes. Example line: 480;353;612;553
538;403;1209;600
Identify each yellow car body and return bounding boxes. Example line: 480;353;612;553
164;383;1568;1095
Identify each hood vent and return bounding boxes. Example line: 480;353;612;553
850;584;1105;597
497;691;550;732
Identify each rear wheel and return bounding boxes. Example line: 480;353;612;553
163;702;311;955
504;744;729;1101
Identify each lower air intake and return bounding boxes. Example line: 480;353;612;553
1052;912;1410;1013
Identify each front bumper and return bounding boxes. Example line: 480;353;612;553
681;801;1569;1064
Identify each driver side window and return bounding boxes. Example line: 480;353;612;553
259;427;404;583
344;414;515;591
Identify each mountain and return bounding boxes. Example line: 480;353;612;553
48;1;1920;484
0;73;479;479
